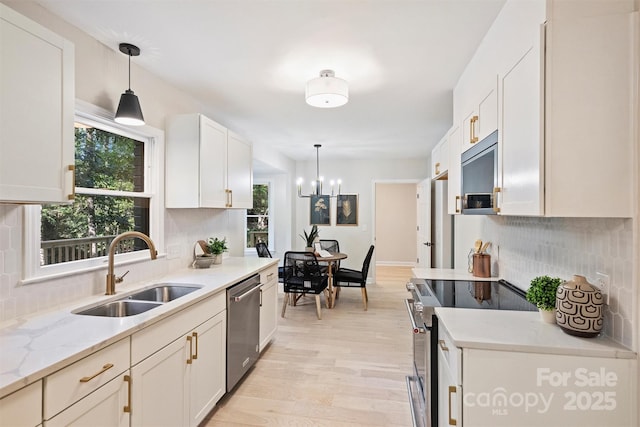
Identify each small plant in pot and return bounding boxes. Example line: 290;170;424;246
299;225;318;251
206;237;228;264
526;275;563;323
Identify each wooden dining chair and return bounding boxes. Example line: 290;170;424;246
333;245;374;310
281;251;328;320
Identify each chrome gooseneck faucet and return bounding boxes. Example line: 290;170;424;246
106;231;157;295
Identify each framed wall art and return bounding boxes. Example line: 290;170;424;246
336;194;358;226
310;195;330;225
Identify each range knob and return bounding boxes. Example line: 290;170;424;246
406;282;415;291
415;302;424;313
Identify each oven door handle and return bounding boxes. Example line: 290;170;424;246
405;299;426;334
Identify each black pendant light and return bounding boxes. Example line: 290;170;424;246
115;43;145;126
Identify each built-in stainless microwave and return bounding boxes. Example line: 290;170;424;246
461;130;498;214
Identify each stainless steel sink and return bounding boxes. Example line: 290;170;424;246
75;300;162;317
125;284;201;303
73;283;202;317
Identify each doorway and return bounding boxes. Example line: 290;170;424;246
374;182;418;266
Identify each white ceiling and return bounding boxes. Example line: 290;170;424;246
34;0;506;163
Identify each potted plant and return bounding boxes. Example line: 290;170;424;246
525;275;563;323
206;237;228;264
299;225;319;251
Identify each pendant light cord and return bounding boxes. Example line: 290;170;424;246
127;49;131;91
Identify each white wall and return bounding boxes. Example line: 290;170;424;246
294;158;428;272
458;216;635;349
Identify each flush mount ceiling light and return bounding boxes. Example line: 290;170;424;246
115;43;145;126
305;69;348;108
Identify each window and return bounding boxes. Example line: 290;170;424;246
23;101;164;282
246;183;271;249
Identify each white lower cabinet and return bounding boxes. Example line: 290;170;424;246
0;380;42;427
438;324;637;426
44;375;130;427
43;338;131;427
130;336;189;427
130;293;226;427
188;312;226;426
259;266;278;352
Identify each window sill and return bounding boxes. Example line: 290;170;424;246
20;251;166;286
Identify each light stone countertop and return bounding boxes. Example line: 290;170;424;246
412;267;500;282
435;307;635;359
0;257;278;397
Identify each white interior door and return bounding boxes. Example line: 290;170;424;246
416;179;431;268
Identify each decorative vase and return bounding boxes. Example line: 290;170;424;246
539;308;556;324
213;254;223;265
556;275;603;338
305;246;314;252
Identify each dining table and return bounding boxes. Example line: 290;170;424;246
318;251;347;308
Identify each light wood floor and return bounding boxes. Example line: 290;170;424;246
203;266;414;427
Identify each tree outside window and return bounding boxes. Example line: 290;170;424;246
40;124;150;265
246;184;269;248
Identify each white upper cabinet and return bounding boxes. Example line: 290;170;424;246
430;134;449;180
460;78;498;154
452;0;637;217
166;113;253;209
497;0;637;217
0;3;75;204
447;125;462;215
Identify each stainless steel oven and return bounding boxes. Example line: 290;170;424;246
405;278;536;427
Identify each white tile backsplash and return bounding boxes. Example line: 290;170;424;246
482;216;634;348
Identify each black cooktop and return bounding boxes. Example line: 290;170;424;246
412;279;536;312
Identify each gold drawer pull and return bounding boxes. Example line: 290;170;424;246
267;272;275;279
123;375;132;413
455;196;461;214
186;335;193;364
435;162;441;176
192;332;199;360
79;363;114;383
439;340;449;352
448;386;458;425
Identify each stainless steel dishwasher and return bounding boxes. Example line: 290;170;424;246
226;273;261;391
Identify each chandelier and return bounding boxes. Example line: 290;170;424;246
297;144;342;198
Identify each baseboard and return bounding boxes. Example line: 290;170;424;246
375;261;416;267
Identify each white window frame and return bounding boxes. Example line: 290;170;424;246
22;100;165;284
245;180;274;254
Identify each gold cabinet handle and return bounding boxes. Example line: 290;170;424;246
123;375;132;413
448;386;457;426
470;115;479;144
225;189;232;207
67;164;76;200
192;332;198;360
493;187;501;213
79;363;114;383
435;162;441;176
455;195;461;214
439;340;449;352
267;272;274;280
186;335;193;364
